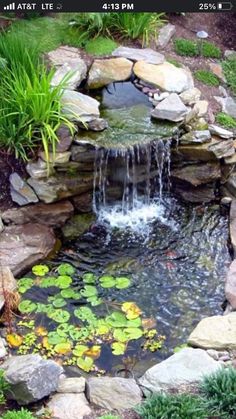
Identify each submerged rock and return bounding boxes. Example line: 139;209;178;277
151;93;188;122
2;354;63;405
61;90;100;123
139;348;221;393
0;224;56;276
47;393;91;419
87;58;133;89
188;313;236;350
62;213;95;240
156;23;176;48
87;377;142;410
112;46;165;64
9;173;39;206
133;61;194;93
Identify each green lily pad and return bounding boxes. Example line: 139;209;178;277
124;327;143;340
18;300;37;314
60;289;77;299
48;332;67;345
56;275;72;289
86;296;102;306
81;285;97;298
99;275;116;288
57;263;75;276
111;341;126;355
113;329;129;343
48;309;70;323
39;277;57;288
82;272;96;284
57;323;74;337
106;312;128;328
32;265;49;276
115;277;131;289
73;344;89;357
126;317;142;328
69;328;85;341
52;298;67;308
77;356;94;372
17;278;34;294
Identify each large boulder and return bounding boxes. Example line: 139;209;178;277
47;393;91;419
87;377;142;410
112;46;165;64
188;313;236;350
51;59;87;90
151;93;188;122
2;201;74;228
9;173;38;206
87;58;133;89
61;90;100;123
2;354;63;405
225;259;236;309
133;61;194;93
0;224;56;276
171;162;221;186
139;348;222;394
28;173;93;204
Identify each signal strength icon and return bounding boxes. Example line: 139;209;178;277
3;2;15;10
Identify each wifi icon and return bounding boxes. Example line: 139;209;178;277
3;2;15;10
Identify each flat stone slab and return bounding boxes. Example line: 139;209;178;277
47;393;91;419
47;46;83;66
57;377;86;393
87;377;142;410
112;46;165;64
151;93;188;122
87;57;133;89
134;61;194;93
61;90;100;123
171;162;221;186
139;348;222;393
209;124;233;139
51;59;87;90
188;313;236;350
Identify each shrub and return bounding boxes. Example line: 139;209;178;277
85;36;117;55
0;370;10;405
174;38;198;56
1;408;35;419
136;393;207;419
216;113;236;129
200;367;236;418
223;58;236;94
201;41;221;58
194;69;220;86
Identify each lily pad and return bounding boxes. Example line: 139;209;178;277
60;289;77;299
122;302;142;320
17;278;34;294
55;342;72;355
124;327;143;340
77;356;94;372
73;344;89;357
48;309;70;323
111;341;126;355
106;312;128;328
55;275;72;289
81;285;97;298
115;277;131;289
85;345;101;359
57;263;75;276
86;296;102;306
99;275;116;288
113;329;129;343
32;265;49;277
18;300;37;314
48;332;67;345
52;298;67;308
39;277;57;288
6;333;23;348
82;273;96;284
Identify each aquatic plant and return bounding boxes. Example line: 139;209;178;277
8;263;165;373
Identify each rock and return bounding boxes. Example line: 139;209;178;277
38;151;71;165
225;260;236;309
209;63;226;83
153;92;169;101
219;86;228;98
47;46;83;67
55;125;74;152
61;90;100;123
72;192;93;213
2;201;74;228
224;154;236;164
224;50;236;60
180;87;201;105
0;224;56;276
112;46;165;64
208;138;235;159
0;266;17;311
0;217;4;233
179;130;211;144
71;143;96;163
51;60;87;90
151;93;188;122
26;159;54;179
230;199;236;258
186;117;208;131
174;143;216;162
9;173;38;206
57;377;86;393
209;124;233;139
133;61;194;93
173;183;216;203
28;173;93;204
87;58;133;89
86;118;108;131
223;97;236;119
188;313;236;350
171;162;221;186
2;354;63;405
226;174;236;198
0;337;7;358
62;213;95;240
47;393;91;419
193;100;209;117
157;23;176;48
87;377;142;410
139;348;221;394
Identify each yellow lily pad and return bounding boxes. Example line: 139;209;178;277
54;342;72;355
6;333;23;348
121;302;142;320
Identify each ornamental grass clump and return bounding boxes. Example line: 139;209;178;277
194;69;220;86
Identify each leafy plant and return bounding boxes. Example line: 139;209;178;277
136;393;207;419
0;369;10;405
200;367;236;418
85;36;117;55
215;113;236;129
223;58;236;94
1;408;35;419
194;70;220;86
201;41;221;58
174;38;198;56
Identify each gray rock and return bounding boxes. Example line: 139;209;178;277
223;97;236;119
224;50;236;60
0;337;7;358
151;93;188;122
208;138;235;159
86;118;108;131
47;393;91;419
0;266;17;311
179;87;201;105
188;313;236;350
61;90;100;123
219;86;228;98
157;23;176;48
9;173;38;206
209;124;233;139
0;224;56;276
226;174;236;198
57;377;86;393
230;199;236;258
193;100;209;117
87;377;142;410
87;58;133;89
112;46;165;64
72;192;93;213
139;348;222;393
2;354;63;405
179;130;211;144
26;159;55;179
0;217;4;233
51;59;87;90
62;213;95;240
153;92;169;101
171;162;221;186
225;259;236;310
55;125;74;152
174;184;216;204
38;151;71;165
47;46;83;67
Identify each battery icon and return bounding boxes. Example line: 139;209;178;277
217;2;233;9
